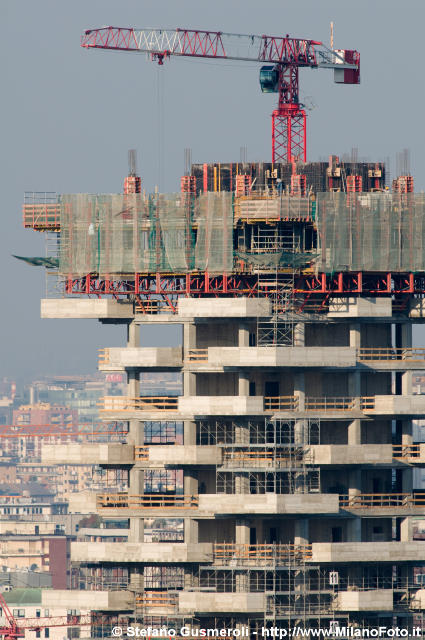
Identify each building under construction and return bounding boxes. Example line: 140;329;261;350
19;151;425;636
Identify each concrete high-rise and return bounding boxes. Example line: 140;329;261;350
22;158;425;635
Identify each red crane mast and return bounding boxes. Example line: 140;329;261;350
81;26;360;163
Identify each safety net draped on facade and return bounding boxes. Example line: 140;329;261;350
59;192;425;275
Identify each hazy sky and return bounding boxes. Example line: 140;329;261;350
3;0;425;381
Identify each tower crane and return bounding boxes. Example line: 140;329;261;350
0;592;93;640
81;27;360;163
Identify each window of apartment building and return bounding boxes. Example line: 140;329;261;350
12;609;25;618
45;629;49;638
36;610;41;618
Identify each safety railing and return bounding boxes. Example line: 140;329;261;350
98;349;110;366
134;446;150;461
221;449;304;467
264;396;299;411
98;396;178;412
186;349;209;362
358;348;425;362
213;543;312;564
264;396;375;412
136;591;178;610
339;493;425;508
96;493;198;509
135;300;161;314
393;444;421;459
22;203;61;230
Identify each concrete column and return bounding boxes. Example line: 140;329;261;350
130;468;144;494
294;519;309;545
348;469;362;496
184;567;196;590
347;517;362;542
183;322;196;355
184;470;198;496
349;323;361;349
294;323;305;347
184;420;197;445
234;473;250;494
235;519;250;544
129;517;145;543
294;420;307;445
348;420;361;445
234;421;249;444
396;323;413;395
184;518;199;543
128;569;144;591
127;370;140;397
235;571;248;592
183;322;197;396
238;372;250;396
400;517;413;542
183;371;196;397
294;372;305;411
238;324;250;347
127;320;140;348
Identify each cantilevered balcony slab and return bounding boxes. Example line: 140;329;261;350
71;542;213;563
136;445;222;467
177;297;271;318
99;347;183;371
178;396;264;417
95;492;339;517
198;493;340;516
328;297;392;318
310;542;425;563
204;346;356;369
371;395;425;416
42;443;134;465
311;444;425;466
41;589;133;611
178;592;266;614
41;299;133;319
335;590;393;612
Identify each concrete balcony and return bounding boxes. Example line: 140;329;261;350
328;297;392;318
42;443;134;465
339;492;425;514
372;395;425;416
41;298;133;319
178;592;266;614
334;590;393;612
99;394;425;419
189;346;356;369
99;347;182;371
71;541;213;563
311;444;425;466
178;396;264;416
136;445;222;466
310;542;425;564
41;589;133;611
177;297;271;318
358;348;425;371
96;492;339;516
198;493;340;516
213;543;312;566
